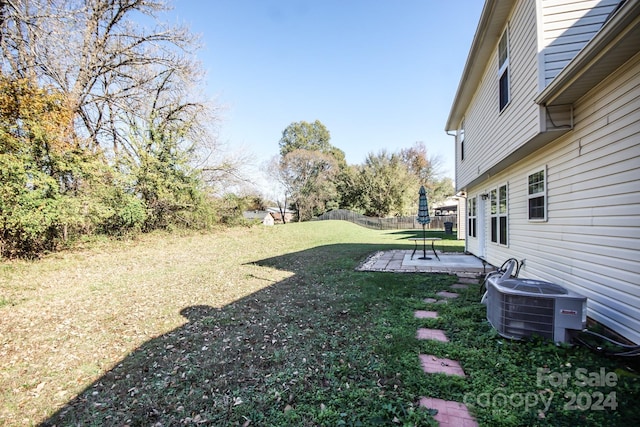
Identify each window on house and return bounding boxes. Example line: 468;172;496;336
490;189;497;243
460;121;465;161
490;184;508;245
468;197;476;238
498;29;510;111
499;185;508;245
528;168;547;221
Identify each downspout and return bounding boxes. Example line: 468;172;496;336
446;130;467;247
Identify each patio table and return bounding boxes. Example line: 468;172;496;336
408;237;442;261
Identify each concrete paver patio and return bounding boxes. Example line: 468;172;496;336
356;250;488;274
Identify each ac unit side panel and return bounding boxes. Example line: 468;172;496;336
486;284;502;332
554;297;587;330
485;278;586;343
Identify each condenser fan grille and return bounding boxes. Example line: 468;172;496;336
501;294;554;340
486;276;587;343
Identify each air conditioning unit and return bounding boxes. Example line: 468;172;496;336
486;276;587;343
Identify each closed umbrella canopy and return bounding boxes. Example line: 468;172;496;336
417;186;430;226
417;186;431;259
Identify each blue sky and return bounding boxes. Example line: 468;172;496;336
171;1;484;182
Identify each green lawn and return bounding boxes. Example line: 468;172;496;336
0;221;637;426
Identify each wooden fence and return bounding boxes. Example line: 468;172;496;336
314;209;457;231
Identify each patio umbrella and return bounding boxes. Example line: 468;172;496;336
416;185;431;259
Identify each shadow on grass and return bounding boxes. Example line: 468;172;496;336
40;242;640;426
41;243;440;426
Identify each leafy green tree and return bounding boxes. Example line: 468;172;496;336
400;141;442;186
335;164;364;213
279;120;346;165
2;0;231;209
276;120;345;220
242;193;268;212
108;65;234;232
428;176;456;206
216;193;250;225
0;76;147;257
0;1;244;257
358;150;414;217
119;70;210;231
279;149;339;221
399;142;453;212
335;144;455;218
0;76;75;256
127;138;203;231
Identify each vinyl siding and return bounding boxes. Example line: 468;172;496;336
457;198;467;241
458;0;541;189
540;0;621;85
467;52;640;343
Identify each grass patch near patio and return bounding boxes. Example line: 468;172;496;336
1;221;638;426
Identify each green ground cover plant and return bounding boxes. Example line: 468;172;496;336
0;221;637;426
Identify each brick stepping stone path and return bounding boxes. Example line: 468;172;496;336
419;397;478;427
416;328;449;342
436;291;459;299
414;275;479;426
418;354;466;376
414;310;439;319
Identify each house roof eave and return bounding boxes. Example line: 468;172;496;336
445;0;516;131
535;0;640;107
458;128;571;191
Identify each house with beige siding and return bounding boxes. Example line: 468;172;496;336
445;0;640;343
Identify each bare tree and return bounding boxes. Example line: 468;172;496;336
200;149;256;196
0;0;200;152
264;155;291;224
0;0;249;191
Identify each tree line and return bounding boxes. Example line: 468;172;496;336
268;120;454;222
0;0;242;258
0;1;453;258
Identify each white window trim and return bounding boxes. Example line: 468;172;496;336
527;166;548;222
468;196;477;238
498;27;510;112
490;183;509;246
459;119;465;161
